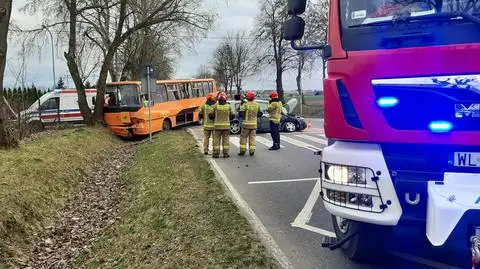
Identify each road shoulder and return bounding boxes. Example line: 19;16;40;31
187;128;295;269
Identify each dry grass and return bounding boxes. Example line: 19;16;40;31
77;130;278;269
0;127;120;267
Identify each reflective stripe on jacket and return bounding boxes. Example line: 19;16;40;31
240;101;260;129
201;104;215;130
267;101;282;124
213;104;232;130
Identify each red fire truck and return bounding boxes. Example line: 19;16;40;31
284;0;480;267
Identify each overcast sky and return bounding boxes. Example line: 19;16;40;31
5;0;324;91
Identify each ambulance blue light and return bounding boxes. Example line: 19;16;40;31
429;121;453;133
377;97;399;108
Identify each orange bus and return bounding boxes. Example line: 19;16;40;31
103;79;217;138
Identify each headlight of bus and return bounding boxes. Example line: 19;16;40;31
325;164;367;185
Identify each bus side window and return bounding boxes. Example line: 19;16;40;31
195;83;202;97
203;82;209;96
155;84;167;103
166;84;177;101
208;82;213;93
173;84;182;100
182;83;190;99
187;83;194;98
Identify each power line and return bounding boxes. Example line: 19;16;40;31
172;35;257;40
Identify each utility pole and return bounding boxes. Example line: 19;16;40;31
141;64;156;142
147;66;152;142
42;25;56;90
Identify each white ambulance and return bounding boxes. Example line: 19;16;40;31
20;88;97;129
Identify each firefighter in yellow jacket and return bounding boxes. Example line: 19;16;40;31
238;91;262;156
267;91;283;150
199;92;217;155
209;92;234;158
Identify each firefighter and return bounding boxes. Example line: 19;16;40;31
267;91;283;150
209;92;234;158
199;92;217;155
238;91;262;156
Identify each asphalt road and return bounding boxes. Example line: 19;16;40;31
189;119;462;269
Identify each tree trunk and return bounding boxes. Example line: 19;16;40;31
64;0;93;125
275;64;284;103
93;37;122;123
0;0;17;149
93;54;113;123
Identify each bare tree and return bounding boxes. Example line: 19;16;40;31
295;0;329;105
212;42;234;94
211;31;257;95
195;64;213;79
254;0;297;102
116;29;176;81
22;0;214;124
226;31;257;94
0;0;17;148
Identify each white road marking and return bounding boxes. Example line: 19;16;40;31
187;128;295;269
280;136;321;152
295;134;328;146
189;128;458;269
248;178;318;185
229;136;240;148
291;180;337;238
295;223;336;238
256;136;286;148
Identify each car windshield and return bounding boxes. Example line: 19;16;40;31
106;85;141;107
340;0;480;28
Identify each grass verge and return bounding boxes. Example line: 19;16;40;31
0;127;120;267
77;130;278;268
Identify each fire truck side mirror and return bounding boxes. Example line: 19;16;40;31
287;0;307;15
284;16;305;41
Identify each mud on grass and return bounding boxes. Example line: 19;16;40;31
0;127;121;267
76;130;279;269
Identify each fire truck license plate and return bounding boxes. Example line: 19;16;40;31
454;152;480;167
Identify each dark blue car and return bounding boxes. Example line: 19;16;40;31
228;100;307;135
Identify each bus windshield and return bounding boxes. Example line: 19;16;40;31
105;85;141;108
340;0;480;28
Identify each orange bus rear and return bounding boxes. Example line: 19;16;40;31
103;79;217;138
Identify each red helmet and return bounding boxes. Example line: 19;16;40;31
269;91;279;99
218;92;227;102
246;91;256;101
207;92;216;101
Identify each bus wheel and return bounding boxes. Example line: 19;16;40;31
331;215;391;262
163;119;172;131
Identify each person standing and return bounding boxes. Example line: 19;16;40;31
209;92;234;158
238;91;262;156
199;92;217;155
267;91;283;151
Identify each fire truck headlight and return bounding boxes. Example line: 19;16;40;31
326;164;367;185
325;190;374;208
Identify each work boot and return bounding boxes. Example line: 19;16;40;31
250;151;255;156
213;153;220;159
204;152;209;155
269;144;279;151
223;153;230;158
238;152;245;156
